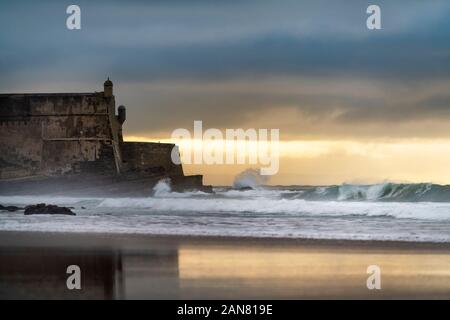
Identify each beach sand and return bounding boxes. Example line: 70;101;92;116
0;231;449;299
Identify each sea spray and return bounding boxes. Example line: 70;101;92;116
233;168;270;189
1;186;450;242
152;178;172;197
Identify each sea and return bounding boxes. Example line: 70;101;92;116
1;180;450;242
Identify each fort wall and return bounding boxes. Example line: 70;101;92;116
121;142;183;176
0;87;121;179
0;80;193;185
0;120;43;179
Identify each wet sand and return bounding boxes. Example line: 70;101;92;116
0;231;449;299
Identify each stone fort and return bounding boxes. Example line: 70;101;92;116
0;79;208;195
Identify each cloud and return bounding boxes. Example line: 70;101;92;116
1;0;450;141
108;76;450;140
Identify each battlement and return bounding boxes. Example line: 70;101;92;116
0;92;111;120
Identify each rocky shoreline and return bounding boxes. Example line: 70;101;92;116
1;203;76;216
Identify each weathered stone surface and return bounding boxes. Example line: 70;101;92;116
121;142;184;176
0;83;119;178
24;203;76;216
0;79;212;194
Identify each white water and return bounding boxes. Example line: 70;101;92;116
1;186;450;242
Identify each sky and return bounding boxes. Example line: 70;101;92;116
1;0;450;185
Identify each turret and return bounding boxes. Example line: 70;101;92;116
104;77;113;98
118;105;126;124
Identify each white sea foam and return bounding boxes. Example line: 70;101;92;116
2;190;450;221
233;168;269;189
1;186;450;242
0;211;448;242
152;178;172;197
96;197;450;220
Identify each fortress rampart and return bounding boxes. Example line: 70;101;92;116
0;79;208;194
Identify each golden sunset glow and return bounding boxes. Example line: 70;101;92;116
125;135;450;185
178;246;450;297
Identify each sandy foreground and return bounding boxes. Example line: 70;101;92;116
0;231;449;299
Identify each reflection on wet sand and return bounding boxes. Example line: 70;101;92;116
0;232;449;299
0;248;181;300
0;248;124;299
178;246;450;299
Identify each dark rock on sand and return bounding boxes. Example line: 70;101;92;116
0;205;23;212
24;203;76;216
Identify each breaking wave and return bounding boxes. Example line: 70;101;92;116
2;183;450;241
96;197;450;220
289;182;450;202
152;178;172;197
233;168;269;189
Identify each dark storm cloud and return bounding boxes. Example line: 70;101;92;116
1;0;450;139
116;78;450;140
110;34;450;81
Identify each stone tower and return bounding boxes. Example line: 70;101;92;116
104;77;113;98
117;105;126;124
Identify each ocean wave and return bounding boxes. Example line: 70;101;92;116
1;188;450;242
96;197;450;220
2;183;450;221
288;182;450;202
